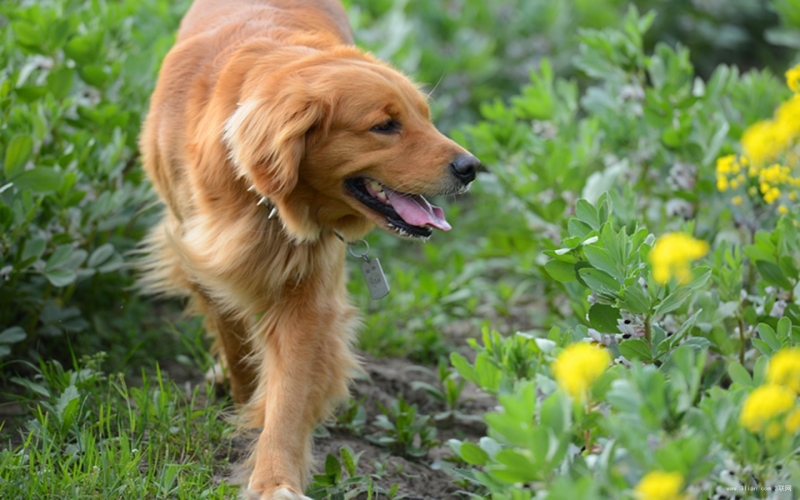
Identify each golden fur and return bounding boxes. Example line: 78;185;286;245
139;0;478;498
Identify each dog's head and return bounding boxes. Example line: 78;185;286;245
224;47;479;242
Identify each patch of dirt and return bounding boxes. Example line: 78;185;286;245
311;353;497;499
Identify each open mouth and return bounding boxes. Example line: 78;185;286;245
344;178;451;239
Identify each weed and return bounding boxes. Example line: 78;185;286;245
367;395;437;459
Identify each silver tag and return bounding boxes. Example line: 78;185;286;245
360;257;390;300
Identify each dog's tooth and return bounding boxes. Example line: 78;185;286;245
268;207;278;219
257;197;267;206
368;179;383;192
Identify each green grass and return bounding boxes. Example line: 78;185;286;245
1;353;238;498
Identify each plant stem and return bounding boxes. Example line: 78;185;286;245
738;315;746;366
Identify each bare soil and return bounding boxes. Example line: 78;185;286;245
310;353;496;499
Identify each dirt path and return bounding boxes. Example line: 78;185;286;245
311;354;496;499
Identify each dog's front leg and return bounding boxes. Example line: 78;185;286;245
245;294;357;499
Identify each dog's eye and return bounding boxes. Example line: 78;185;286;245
370;119;400;134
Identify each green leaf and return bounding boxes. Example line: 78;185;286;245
618;284;651;314
578;267;621;297
4;135;34;178
544;259;577;283
757;323;781;352
459;442;489;466
584;244;623;280
756;260;793;290
588;303;621;333
682;337;712;350
55;385;80;421
21;236;46;264
88;243;115;268
45;268;77;287
727;362;753;388
340;447;356;478
324;454;341;484
576;199;600;230
568;219;594;239
45;245;73;271
540;392;568;435
0;327;26;345
79;65;109;88
11;21;44;50
654;287;692;316
776;317;792;344
450;353;477;385
475;353;501;392
620;339;652;362
12;167;62;193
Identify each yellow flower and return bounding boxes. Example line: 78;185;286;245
787;408;800;433
635;471;685;500
740;384;796;438
767;347;800;393
715;155;736;175
717;176;729;192
732;196;743;206
778;205;789;215
649;233;709;285
552;342;610;399
765;187;781;205
788;64;800;93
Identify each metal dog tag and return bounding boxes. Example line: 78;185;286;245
360;257;390;300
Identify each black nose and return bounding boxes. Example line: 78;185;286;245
449;154;480;184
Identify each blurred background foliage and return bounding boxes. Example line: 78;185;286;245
345;0;798;130
0;0;798;387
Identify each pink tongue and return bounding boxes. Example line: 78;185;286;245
384;188;451;231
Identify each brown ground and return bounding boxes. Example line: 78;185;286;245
310;353;496;499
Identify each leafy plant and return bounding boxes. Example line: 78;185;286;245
367;395;438;459
409;360;480;424
0;0;190;361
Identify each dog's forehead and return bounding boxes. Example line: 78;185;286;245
336;62;430;116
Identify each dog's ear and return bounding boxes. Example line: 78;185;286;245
224;87;328;198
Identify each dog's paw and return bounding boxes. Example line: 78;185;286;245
243;485;311;500
271;487;312;500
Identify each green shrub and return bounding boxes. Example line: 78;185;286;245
447;7;800;499
0;0;188;361
346;0;792;130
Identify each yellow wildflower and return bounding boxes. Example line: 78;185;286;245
717;176;729;192
552;342;610;399
649;233;709;285
715;155;736;175
731;196;743;206
739;384;796;438
788;63;800;93
764;187;781;205
634;471;685;500
748;186;758;197
786;408;800;433
767;347;800;393
778;205;789;215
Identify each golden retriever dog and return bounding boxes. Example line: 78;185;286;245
139;0;479;497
